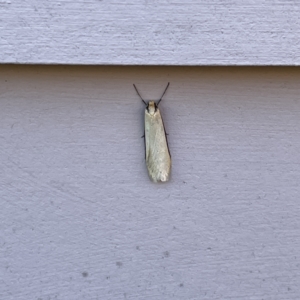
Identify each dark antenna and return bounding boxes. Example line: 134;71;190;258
133;84;147;105
157;82;170;106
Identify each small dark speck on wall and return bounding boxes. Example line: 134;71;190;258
163;251;170;258
116;261;123;267
82;271;88;277
179;283;184;287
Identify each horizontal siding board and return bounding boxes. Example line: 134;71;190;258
1;65;300;299
0;1;300;65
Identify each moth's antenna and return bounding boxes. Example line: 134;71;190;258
133;84;147;105
157;82;170;106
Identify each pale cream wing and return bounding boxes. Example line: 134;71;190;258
145;108;171;182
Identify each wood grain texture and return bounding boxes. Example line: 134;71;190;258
1;1;300;65
1;65;300;299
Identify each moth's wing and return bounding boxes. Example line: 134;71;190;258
145;109;171;182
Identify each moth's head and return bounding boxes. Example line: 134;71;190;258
147;101;158;115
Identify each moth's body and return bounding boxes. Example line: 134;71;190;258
134;83;171;183
144;101;171;182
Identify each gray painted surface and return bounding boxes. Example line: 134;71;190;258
1;1;300;65
1;65;300;299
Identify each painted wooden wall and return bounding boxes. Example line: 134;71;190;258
1;65;300;299
1;1;300;65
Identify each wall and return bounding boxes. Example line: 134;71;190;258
1;1;300;65
1;65;300;299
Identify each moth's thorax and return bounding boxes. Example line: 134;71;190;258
147;101;157;115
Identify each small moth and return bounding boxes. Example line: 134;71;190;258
133;83;171;183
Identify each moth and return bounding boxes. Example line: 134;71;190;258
133;83;171;182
